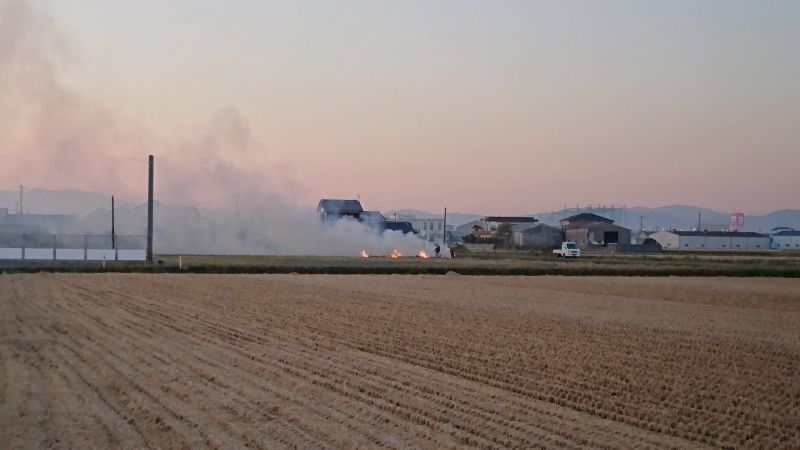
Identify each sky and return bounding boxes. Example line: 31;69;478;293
2;0;799;214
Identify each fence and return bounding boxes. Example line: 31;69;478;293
0;234;147;262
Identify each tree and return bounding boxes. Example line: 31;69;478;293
495;223;514;249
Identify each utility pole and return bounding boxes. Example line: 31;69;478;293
18;185;23;215
443;207;447;246
146;155;154;263
111;195;116;256
698;212;701;231
623;205;627;229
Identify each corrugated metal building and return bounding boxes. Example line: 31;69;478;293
559;213;631;248
770;230;800;250
651;230;770;250
512;223;563;248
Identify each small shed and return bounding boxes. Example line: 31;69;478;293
512;223;563;248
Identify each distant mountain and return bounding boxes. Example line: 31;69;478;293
624;205;731;232
0;188;122;216
4;189;798;233
742;210;800;233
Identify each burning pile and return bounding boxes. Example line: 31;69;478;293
359;249;404;258
418;251;429;258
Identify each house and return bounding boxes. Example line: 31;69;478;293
651;230;770;250
401;216;446;243
512;223;563;248
559;213;631;248
770;230;800;250
316;199;364;222
473;230;494;240
316;199;414;235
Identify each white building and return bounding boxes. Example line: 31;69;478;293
651;230;770;250
770;230;800;250
400;216;446;243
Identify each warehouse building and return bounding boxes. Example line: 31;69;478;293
770;230;800;250
512;223;563;249
559;213;631;249
651;230;770;250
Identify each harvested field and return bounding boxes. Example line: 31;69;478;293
1;274;799;449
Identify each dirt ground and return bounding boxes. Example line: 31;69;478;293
1;274;799;449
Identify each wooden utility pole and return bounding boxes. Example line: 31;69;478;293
443;207;447;246
146;155;154;263
111;195;117;260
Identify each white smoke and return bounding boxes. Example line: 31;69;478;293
1;0;442;257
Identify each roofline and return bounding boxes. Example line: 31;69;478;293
483;216;538;223
658;230;768;237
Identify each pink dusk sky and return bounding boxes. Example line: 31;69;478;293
1;0;798;215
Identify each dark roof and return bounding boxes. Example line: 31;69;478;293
774;230;800;237
382;220;414;234
317;199;363;214
560;213;614;224
512;223;561;233
483;216;538;223
670;231;767;238
359;210;386;221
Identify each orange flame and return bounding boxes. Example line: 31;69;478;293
389;249;402;258
418;250;429;258
361;250;369;258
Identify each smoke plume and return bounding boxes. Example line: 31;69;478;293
0;0;440;257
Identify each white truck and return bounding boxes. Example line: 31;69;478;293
553;241;581;258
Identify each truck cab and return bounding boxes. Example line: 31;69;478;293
553;241;581;258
